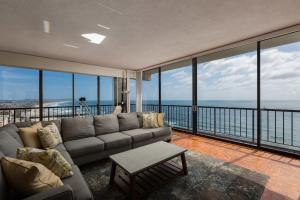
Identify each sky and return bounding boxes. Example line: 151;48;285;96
0;67;114;102
1;40;300;103
143;40;300;102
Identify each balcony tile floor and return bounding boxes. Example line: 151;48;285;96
171;131;300;200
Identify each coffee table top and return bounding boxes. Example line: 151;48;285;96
109;141;187;175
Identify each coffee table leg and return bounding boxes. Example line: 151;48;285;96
181;153;188;175
129;175;136;200
109;162;116;185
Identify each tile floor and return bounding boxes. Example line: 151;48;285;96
171;131;300;200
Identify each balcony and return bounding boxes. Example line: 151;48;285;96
2;103;300;156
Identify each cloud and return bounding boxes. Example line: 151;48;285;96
158;44;300;101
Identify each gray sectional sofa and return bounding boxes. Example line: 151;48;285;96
0;112;172;200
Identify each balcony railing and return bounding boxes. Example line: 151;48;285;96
0;105;114;125
142;104;300;153
2;103;300;154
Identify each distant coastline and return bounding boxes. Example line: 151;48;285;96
2;99;300;110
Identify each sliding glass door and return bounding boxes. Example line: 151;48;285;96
142;69;159;112
196;44;257;143
261;31;300;151
161;60;192;131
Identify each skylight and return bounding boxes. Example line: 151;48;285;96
81;33;106;45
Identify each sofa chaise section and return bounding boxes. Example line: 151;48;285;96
0;112;172;200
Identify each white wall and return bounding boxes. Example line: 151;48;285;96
0;51;136;78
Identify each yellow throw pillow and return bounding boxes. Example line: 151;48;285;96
17;147;73;178
38;123;62;149
1;157;63;196
143;112;159;128
19;122;43;148
157;113;165;127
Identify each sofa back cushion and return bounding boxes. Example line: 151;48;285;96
41;120;62;133
137;112;143;128
2;123;23;145
94;114;119;135
117;113;140;131
0;126;24;157
61;118;95;141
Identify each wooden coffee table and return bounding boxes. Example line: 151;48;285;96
109;141;188;199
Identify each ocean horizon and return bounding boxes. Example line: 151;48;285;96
2;99;300;110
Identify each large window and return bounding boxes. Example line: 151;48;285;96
43;71;73;119
197;44;257;141
130;79;136;112
161;60;192;130
261;31;300;149
100;76;114;114
142;69;159;112
0;66;39;106
74;74;97;116
0;66;39;124
74;74;97;105
100;76;114;105
43;71;72;106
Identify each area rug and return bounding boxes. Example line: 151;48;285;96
80;151;268;200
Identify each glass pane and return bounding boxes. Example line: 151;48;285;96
197;44;257;142
75;74;97;116
0;66;39;125
161;60;192;130
130;79;136;112
261;31;300;151
43;71;73;119
142;69;159;112
100;76;114;114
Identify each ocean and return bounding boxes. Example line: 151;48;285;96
2;99;299;149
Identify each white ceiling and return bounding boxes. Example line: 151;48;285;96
0;0;300;70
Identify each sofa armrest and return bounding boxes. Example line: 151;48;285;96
164;122;172;128
23;185;74;200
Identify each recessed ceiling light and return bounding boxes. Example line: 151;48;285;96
97;24;110;30
81;33;106;45
63;43;79;48
43;20;50;33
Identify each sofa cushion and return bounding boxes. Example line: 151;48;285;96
61;118;95;141
97;132;131;150
64;137;104;158
143;112;159;128
157;113;165;127
94;114;119;135
62;165;93;200
38;123;63;148
122;129;153;143
1;123;23;145
137;112;143;128
17;147;73;178
117;113;140;131
54;144;74;165
41;120;62;133
19;122;43;148
1;157;63;196
15;122;33;128
148;127;172;138
0;128;23;157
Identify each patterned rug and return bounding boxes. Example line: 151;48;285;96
80;151;268;200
